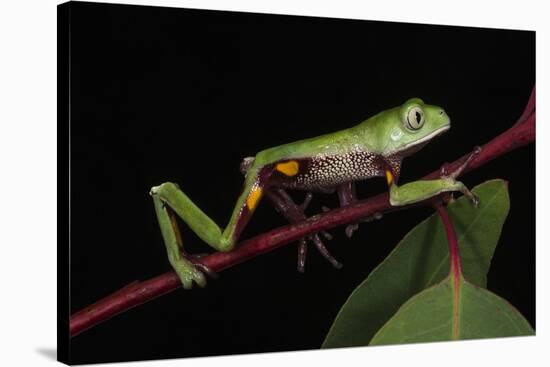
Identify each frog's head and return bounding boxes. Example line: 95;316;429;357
380;98;450;157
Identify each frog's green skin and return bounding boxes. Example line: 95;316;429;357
150;98;476;289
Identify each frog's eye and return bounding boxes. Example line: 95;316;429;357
406;107;425;130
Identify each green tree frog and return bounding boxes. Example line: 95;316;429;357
150;98;478;289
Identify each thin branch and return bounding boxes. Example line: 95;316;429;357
70;87;536;337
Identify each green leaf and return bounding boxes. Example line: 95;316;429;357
369;275;534;345
322;179;510;348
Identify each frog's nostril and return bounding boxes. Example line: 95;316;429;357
439;110;444;116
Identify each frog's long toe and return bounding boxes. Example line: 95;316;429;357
310;233;343;269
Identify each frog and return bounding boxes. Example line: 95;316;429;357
150;98;479;289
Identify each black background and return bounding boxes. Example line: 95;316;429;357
65;2;535;364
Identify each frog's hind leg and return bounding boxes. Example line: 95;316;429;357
151;163;272;288
151;194;208;289
265;188;342;272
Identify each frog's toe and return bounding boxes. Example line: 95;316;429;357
470;193;480;207
345;223;359;238
192;271;207;288
439;162;451;177
310;233;342;269
320;230;333;240
297;238;308;273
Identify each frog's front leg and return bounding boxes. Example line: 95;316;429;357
388;148;481;207
150;166;271;288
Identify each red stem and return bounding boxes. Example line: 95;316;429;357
517;86;536;125
70;87;536;337
435;203;462;340
435;204;462;277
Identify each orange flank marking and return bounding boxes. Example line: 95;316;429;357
385;169;394;186
276;160;299;176
246;185;263;210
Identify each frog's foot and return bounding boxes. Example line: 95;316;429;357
308;233;342;270
435;176;479;207
297;233;342;272
169;256;208;290
265;188;341;272
440;146;482;207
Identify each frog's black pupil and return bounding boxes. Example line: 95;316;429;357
415;111;422;124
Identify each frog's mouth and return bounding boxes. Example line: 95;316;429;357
404;125;450;149
396;125;451;156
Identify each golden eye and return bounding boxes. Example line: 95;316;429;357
406;107;425;130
